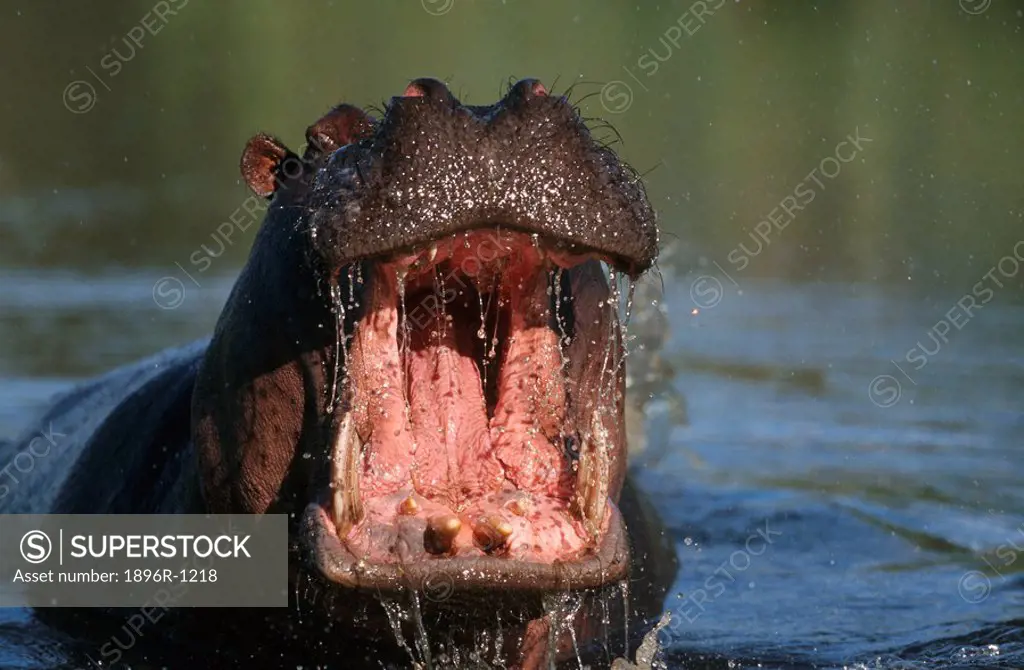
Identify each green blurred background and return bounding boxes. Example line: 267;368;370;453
1;0;1021;290
1;5;1023;667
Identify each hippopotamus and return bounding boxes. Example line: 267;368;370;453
2;77;676;668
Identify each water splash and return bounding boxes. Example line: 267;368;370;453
542;590;586;670
379;596;423;669
408;590;433;668
610;611;671;670
376;592;526;670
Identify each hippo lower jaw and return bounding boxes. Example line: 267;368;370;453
303;504;629;592
301;227;632;593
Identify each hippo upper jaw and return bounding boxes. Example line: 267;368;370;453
306;77;658;277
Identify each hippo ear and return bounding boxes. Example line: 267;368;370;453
240;133;295;198
304;104;375;157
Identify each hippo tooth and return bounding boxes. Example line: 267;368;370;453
426;243;438;263
506;497;531;517
398;494;420;516
330;412;363;537
424;514;461;555
571;412;610;538
473;515;514;553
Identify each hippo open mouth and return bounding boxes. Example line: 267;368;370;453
293;79;658;596
305;230;636;593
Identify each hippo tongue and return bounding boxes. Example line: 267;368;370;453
348;232;572;507
488;254;572;495
335;230;599;563
403;251;572;505
405;284;503;503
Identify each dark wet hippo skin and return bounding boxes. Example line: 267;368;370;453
1;78;676;668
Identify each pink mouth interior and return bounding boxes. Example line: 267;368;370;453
334;230;606;564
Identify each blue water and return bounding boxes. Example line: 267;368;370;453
1;267;1022;668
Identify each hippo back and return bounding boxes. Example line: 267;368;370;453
0;340;208;514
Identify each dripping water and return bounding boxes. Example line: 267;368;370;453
378;592;523;669
606;269;625;399
326;265;362;414
567;603;585;670
621;276;638;368
434;262;460;482
593;267;623;444
397;267;414;430
293;570;304;623
599;583;613;666
408;590;433;668
476;271;499;395
493;610;506;668
327;281;345;414
483;225;507;397
623;276;637;330
542;591;586;670
380;596;424;669
551;267;571;373
350;263;362;308
545;596;558;670
620;579;631;659
487;268;504;401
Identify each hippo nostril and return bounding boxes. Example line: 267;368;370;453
506;78;548;106
402;77;457;105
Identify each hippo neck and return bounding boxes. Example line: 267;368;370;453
191;211;345;515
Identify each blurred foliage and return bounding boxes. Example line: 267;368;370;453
0;0;1021;296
